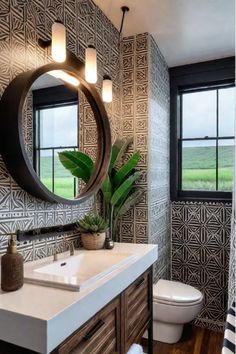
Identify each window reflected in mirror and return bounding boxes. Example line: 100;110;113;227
22;70;98;200
34;103;78;199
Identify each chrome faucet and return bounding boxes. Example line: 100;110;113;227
53;240;75;261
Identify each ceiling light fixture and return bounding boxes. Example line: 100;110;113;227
119;6;129;35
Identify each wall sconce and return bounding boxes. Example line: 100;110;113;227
39;21;115;102
51;21;66;63
85;45;97;84
102;75;112;103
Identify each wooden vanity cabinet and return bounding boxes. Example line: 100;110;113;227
0;267;153;354
54;267;153;354
54;297;121;354
121;270;150;353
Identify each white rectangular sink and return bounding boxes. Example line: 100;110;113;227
24;250;137;291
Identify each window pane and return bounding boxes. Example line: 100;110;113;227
39;105;78;148
39;150;53;192
219;87;235;137
54;149;77;199
182;140;216;191
218;139;234;191
182;90;217;138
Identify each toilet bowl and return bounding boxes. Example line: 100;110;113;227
152;279;203;344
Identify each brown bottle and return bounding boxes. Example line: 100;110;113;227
1;236;24;292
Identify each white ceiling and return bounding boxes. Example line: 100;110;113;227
93;0;235;67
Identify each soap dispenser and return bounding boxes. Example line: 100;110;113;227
1;235;24;292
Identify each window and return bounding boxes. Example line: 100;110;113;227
181;86;234;192
170;57;235;201
33;85;78;200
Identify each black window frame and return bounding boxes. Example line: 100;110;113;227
170;57;235;202
33;85;79;197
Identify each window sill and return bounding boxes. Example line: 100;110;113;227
171;194;232;204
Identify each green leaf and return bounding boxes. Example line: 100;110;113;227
113;151;140;188
110;171;142;207
58;151;94;183
113;189;144;236
109;137;133;173
101;176;112;203
115;185;134;210
76;213;108;233
114;189;143;218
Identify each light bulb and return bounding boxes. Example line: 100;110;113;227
102;75;112;103
85;45;97;84
48;70;80;87
51;21;66;63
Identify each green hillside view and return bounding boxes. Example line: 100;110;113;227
38;145;234;198
40;154;77;199
182;145;234;191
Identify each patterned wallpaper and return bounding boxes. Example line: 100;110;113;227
228;218;235;308
0;2;170;275
120;33;171;281
149;36;170;282
228;185;235;308
120;33;149;245
172;201;232;331
0;0;121;259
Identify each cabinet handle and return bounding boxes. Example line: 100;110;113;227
83;320;105;341
135;277;145;288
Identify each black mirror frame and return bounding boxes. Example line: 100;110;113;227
0;52;111;204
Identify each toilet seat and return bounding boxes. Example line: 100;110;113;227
153;296;203;307
153;279;203;306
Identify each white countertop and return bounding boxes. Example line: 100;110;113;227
0;242;157;354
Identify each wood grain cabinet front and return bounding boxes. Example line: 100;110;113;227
54;268;152;354
121;271;151;353
54;297;121;354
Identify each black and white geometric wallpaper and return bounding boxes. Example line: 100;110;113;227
228;211;235;309
120;33;149;245
0;0;121;259
172;201;232;332
149;35;170;282
120;33;171;282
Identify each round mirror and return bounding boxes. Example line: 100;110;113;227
0;54;111;204
23;70;99;200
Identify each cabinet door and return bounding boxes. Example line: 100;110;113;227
122;270;151;353
55;297;121;354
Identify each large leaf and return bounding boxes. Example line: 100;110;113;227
113;151;140;188
108;137;133;173
101;176;112;203
113;189;144;234
114;189;143;218
114;185;134;210
58;151;94;183
110;171;142;207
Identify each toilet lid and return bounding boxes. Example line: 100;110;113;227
153;279;203;304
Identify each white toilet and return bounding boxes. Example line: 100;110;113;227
153;279;203;344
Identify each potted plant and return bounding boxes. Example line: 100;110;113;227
76;213;108;250
59;138;143;242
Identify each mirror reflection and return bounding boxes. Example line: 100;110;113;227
23;70;98;200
